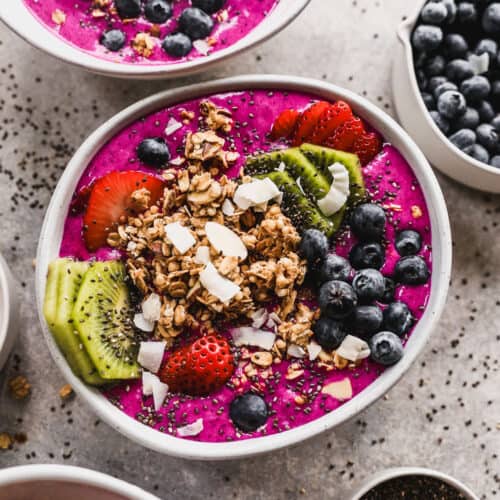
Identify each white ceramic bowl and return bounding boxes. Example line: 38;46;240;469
35;75;452;460
0;464;160;500
350;467;479;500
0;252;19;372
392;0;500;193
0;0;310;80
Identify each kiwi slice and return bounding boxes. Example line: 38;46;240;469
300;143;366;206
73;261;140;380
44;259;106;385
256;171;338;237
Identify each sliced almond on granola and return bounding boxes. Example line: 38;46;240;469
205;222;247;260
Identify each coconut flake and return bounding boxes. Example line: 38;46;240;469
151;376;169;411
200;263;240;303
194;245;211;265
133;313;155;333
308;340;322;361
277;161;286;172
233;178;281;210
177;418;204;437
469;52;489;75
193;39;210;56
222;198;236;216
268;312;282;325
138;341;165;374
165;117;182;136
165;222;196;254
142;293;161;322
251;308;268;329
287;344;306;358
142;371;156;396
321;378;353;401
336;335;370;362
296;177;305;194
317;163;350;216
205;222;248;260
169;156;185;167
231;327;276;350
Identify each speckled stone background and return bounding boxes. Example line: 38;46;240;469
0;1;499;499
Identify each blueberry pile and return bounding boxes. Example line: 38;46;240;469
100;0;224;58
300;204;431;367
412;0;500;167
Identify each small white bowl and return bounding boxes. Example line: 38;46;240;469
350;467;479;500
392;1;500;193
0;464;160;500
35;75;452;460
0;0;310;80
0;253;19;372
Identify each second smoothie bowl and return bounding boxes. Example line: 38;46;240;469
35;75;452;459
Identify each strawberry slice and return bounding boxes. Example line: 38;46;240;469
270;109;300;140
307;101;353;145
83;170;164;251
324;117;365;152
291;101;330;146
160;335;234;396
352;132;383;165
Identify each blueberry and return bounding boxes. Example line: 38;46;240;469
430;111;451;134
369;331;403;366
482;3;500;35
443;33;469;58
437;90;467;119
178;7;214;40
412;25;443;52
491;155;500;167
318;281;358;319
380;277;396;304
434;81;458;99
416;69;428;91
299;229;329;265
315;254;352;283
313;317;347;351
460;76;491;103
383;302;414;336
476;123;499;152
394;256;430;285
162;33;192;57
466;143;490;163
492;114;500;132
446;59;474;82
350;203;386;242
395;230;422;256
440;0;457;23
115;0;141;18
144;0;172;23
492;81;500;105
192;0;226;14
229;393;268;432
455;107;480;130
349;306;383;339
352;269;385;303
475;39;498;60
349;242;385;270
425;55;446;77
100;29;126;52
428;76;448;94
457;2;478;24
137;137;171;167
421;2;448;24
476;101;495;122
449;128;477;151
421;92;436;110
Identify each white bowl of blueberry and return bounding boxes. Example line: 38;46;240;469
0;0;310;79
393;0;500;192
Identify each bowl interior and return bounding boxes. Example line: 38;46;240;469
0;255;11;355
35;75;452;459
0;0;310;78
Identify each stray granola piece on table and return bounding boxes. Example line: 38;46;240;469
8;375;31;400
59;384;74;400
0;433;13;450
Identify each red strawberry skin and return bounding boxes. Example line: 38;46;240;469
325;117;365;152
83;170;164;251
352;132;383;165
270;109;300;140
159;336;235;396
307;101;353;145
291;101;330;146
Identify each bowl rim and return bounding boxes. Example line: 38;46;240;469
0;0;311;79
0;253;14;369
350;466;479;500
396;1;500;177
0;464;161;499
35;74;452;460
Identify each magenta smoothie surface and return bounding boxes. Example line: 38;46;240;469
23;0;278;65
59;90;432;442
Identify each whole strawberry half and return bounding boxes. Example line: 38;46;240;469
159;335;235;396
352;132;383;165
291;101;330;146
83;170;164;251
270;109;300;140
307;100;353;145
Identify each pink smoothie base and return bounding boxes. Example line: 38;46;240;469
23;0;278;65
59;90;432;443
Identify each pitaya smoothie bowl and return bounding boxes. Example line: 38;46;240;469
35;77;451;458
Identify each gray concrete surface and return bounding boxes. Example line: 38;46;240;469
0;1;499;498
